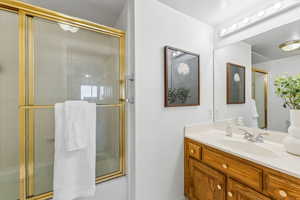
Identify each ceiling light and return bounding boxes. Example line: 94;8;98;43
228;24;237;32
219;0;300;37
279;40;300;52
58;23;79;33
272;2;283;10
220;29;227;36
257;10;266;17
242;17;250;24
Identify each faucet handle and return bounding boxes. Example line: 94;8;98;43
239;128;254;136
255;133;265;143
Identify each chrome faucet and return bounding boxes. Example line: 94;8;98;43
239;128;266;143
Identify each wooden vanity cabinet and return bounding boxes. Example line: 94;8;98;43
184;138;300;200
227;178;271;200
202;147;263;191
189;159;226;200
264;172;300;200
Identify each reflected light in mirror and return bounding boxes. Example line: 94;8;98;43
85;74;91;78
279;40;300;52
81;85;98;100
80;85;113;100
58;23;79;33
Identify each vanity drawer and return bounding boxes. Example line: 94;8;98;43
188;142;201;160
202;147;263;191
228;178;271;200
264;173;300;199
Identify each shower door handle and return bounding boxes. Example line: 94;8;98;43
125;74;135;104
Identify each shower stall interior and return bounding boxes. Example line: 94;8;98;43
0;1;126;200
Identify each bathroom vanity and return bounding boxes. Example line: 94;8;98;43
184;125;300;200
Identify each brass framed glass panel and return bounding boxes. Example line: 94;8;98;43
0;9;19;200
0;1;125;200
25;106;122;198
29;17;120;105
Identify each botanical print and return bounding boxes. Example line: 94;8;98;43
165;46;200;107
227;63;245;104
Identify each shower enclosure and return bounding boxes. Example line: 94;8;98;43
0;1;126;200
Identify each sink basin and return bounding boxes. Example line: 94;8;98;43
217;139;279;158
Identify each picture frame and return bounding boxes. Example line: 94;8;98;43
227;63;246;104
164;46;200;107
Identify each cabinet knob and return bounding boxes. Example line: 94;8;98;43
228;192;233;197
217;184;222;190
222;164;228;169
278;190;287;198
190;149;194;154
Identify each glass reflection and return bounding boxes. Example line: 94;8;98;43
0;10;19;200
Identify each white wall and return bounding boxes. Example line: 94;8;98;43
134;0;214;200
114;0;135;199
82;178;128;200
256;55;300;132
214;42;253;125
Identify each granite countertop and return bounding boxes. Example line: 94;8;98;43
185;124;300;179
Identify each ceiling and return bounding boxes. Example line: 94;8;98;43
245;19;300;64
21;0;126;27
158;0;277;26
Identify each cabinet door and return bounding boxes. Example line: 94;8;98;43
264;172;300;200
189;159;225;200
227;179;271;200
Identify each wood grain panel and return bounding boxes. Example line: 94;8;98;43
188;142;201;160
202;147;263;191
228;178;271;200
264;172;300;200
189;158;225;200
184;138;300;200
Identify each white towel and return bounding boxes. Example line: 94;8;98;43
64;101;88;151
250;99;259;128
250;99;259;118
53;102;96;200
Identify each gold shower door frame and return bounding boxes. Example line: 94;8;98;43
0;1;126;200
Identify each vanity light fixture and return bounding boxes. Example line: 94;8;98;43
219;0;300;37
279;40;300;52
58;23;79;33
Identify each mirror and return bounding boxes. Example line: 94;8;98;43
214;19;300;133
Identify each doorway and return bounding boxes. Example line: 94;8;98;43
252;68;268;129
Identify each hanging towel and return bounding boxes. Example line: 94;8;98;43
53;102;96;200
250;99;259;128
64;101;89;151
250;99;259;118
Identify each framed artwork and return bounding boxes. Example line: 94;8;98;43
164;46;200;107
227;63;246;104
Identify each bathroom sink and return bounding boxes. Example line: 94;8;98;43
217;139;279;158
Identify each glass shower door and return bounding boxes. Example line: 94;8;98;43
0;10;19;200
24;16;125;199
